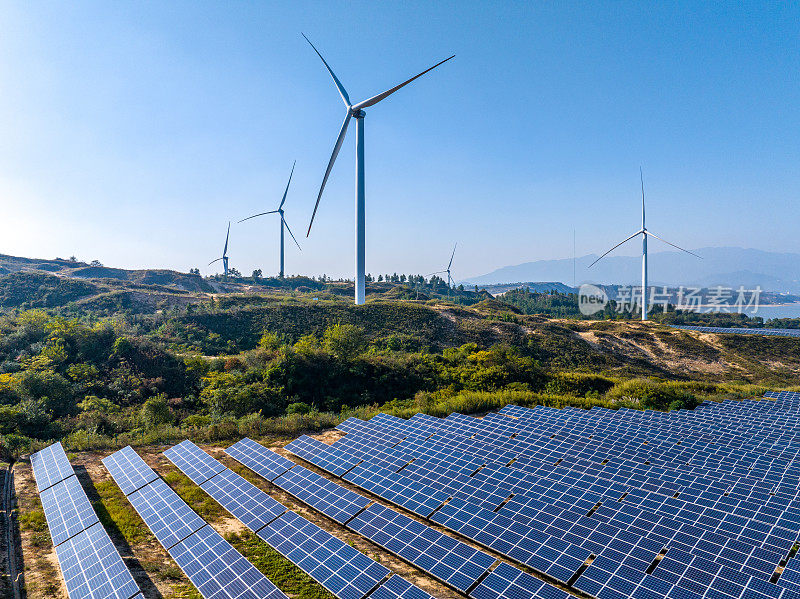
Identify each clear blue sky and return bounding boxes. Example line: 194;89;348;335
1;1;798;280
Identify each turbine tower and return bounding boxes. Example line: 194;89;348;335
208;222;231;278
239;162;302;278
429;244;457;297
590;169;701;320
303;33;454;305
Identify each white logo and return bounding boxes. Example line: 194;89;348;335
578;284;608;315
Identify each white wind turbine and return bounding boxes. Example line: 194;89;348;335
208;222;231;278
303;33;455;305
239;162;301;278
590;169;701;320
429;244;457;297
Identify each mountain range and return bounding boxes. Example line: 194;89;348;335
462;247;800;294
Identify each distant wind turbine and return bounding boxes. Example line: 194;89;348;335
239;162;301;278
429;244;457;296
208;222;231;278
589;169;701;320
303;33;455;305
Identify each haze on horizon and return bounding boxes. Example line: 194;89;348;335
1;1;798;281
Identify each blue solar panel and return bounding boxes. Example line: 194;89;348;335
347;503;494;593
164;440;226;485
168;525;287;599
674;325;800;337
41;475;100;546
469;563;570;599
101;446;159;496
55;522;141;599
368;575;436;599
31;441;75;493
128;478;206;549
272;465;369;525
225;438;295;481
258;511;390;599
202;468;287;532
284;435;362;476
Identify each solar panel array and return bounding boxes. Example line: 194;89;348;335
674;325;800;337
102;446;288;599
30;442;141;599
166;439;436;599
276;394;800;599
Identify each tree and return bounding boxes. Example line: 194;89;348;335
90;260;103;267
139;394;173;428
323;323;367;361
228;267;243;278
252;269;262;280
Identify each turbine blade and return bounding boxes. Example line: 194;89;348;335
279;160;296;210
238;210;278;223
645;231;702;259
302;33;351;107
307;112;352;236
208;257;223;266
427;270;447;276
351;54;455;111
224;222;230;256
283;217;302;250
588;230;643;268
640;166;646;229
447;243;457;270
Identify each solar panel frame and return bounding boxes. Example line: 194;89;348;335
55;522;141;599
128;478;206;550
258;511;390;599
40;475;100;546
199;468;288;533
101;446;159;496
225;438;296;481
164;440;226;486
31;441;75;493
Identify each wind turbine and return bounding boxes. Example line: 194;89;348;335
429;244;457;297
303;33;455;305
208;222;231;278
589;169;701;320
239;161;302;278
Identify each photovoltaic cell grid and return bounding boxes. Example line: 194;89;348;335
258;511;390;599
55;522;141;599
169;439;437;599
101;445;159;496
469;562;570;599
225;437;295;481
674;325;800;338
103;446;288;599
30;442;141;599
303;395;800;599
164;439;225;485
367;574;436;599
31;441;75;492
284;434;362;476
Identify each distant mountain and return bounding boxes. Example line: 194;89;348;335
462;247;800;293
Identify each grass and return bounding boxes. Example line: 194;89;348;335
161;467;227;521
226;530;335;599
91;479;149;544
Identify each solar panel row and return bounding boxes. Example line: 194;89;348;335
30;442;141;599
674;325;800;337
289;397;800;599
102;446;288;599
167;439;436;599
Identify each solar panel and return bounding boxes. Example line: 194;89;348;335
284;435;362;477
258;511;390;599
41;475;100;546
469;563;570;599
128;478;206;549
674;325;800;338
101;446;159;496
272;465;369;524
200;468;287;533
164;439;226;485
347;503;495;593
168;525;287;599
225;438;295;481
31;441;74;492
55;522;141;599
368;575;436;599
